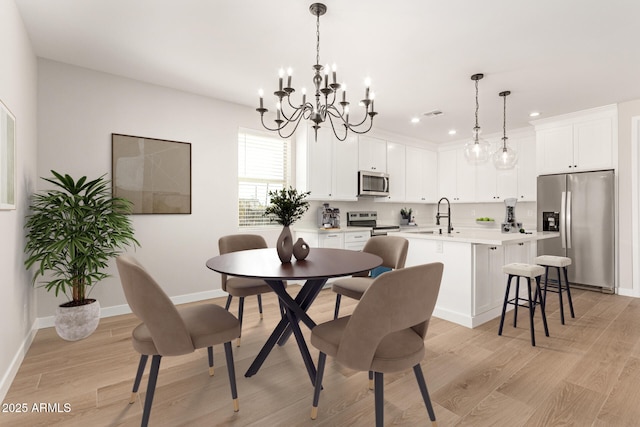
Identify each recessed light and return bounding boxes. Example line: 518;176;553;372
529;112;540;117
411;117;420;124
448;130;457;135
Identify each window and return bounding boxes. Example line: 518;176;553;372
238;128;291;227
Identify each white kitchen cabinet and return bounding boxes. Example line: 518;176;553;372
382;141;406;202
319;232;344;249
535;105;617;175
295;229;370;251
344;231;370;251
515;135;537;201
332;135;359;200
358;135;387;172
406;146;438;203
474;241;535;317
296;126;358;201
437;148;475;203
473;244;504;316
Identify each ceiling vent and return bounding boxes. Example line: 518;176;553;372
423;110;444;118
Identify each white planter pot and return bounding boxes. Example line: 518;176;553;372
55;299;101;341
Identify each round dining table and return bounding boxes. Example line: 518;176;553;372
206;247;382;386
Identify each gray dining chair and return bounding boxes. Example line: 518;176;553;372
116;255;241;427
331;235;409;319
310;262;444;427
218;234;286;346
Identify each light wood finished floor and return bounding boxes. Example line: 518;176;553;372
3;286;640;426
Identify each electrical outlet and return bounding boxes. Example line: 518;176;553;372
527;210;533;217
436;241;443;253
471;209;476;216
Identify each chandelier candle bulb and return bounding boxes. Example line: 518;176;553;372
259;89;264;109
287;67;292;88
332;63;337;84
342;84;347;102
279;68;284;91
302;87;306;105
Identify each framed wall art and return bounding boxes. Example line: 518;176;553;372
0;99;16;210
112;133;191;214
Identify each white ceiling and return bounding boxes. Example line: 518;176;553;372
15;0;640;144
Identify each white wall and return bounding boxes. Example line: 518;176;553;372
35;59;284;318
616;99;640;295
0;0;38;402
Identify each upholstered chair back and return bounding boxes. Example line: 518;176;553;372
363;236;409;270
335;262;444;372
218;234;268;292
116;255;194;356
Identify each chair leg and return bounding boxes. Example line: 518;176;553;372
543;266;550;305
224;294;232;310
237;297;244;346
413;364;437;426
311;352;326;420
208;346;214;376
257;294;263;319
537;276;550;337
564;266;575;318
557;267;565;325
368;370;374;390
498;275;513;336
141;355;161;427
526;278;536;346
224;341;239;412
513;276;520;328
374;372;384;427
130;354;148;403
333;294;341;320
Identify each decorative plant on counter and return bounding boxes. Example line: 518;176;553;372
400;207;413;220
264;187;310;263
24;171;139;340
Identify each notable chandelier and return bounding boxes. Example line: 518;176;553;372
256;3;377;141
492;90;518;169
464;73;491;164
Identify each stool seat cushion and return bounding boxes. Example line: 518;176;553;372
502;263;545;278
534;255;572;268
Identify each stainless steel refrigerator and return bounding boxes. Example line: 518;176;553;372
537;170;615;293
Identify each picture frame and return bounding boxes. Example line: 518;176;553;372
0;99;16;210
112;133;191;214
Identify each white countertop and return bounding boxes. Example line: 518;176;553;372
392;228;559;245
294;226;372;234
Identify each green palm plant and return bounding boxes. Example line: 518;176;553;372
24;171;139;305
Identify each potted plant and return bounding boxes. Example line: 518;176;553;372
264;187;310;262
24;171;139;341
400;207;412;225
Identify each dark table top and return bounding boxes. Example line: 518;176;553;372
206;248;382;281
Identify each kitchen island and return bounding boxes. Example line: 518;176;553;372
392;228;559;328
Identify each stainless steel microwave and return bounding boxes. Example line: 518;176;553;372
358;170;390;197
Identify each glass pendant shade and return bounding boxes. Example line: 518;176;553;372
492;142;518;169
464;129;491;164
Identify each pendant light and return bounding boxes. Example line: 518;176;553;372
492;90;518;169
464;73;491;164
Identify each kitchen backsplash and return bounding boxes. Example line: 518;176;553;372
298;200;537;230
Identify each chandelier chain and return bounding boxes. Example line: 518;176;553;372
502;91;507;145
316;11;320;65
474;78;480;129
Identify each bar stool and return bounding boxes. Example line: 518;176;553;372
534;255;575;325
498;263;549;346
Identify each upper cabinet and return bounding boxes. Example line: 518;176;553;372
405;146;438;203
439;130;537;203
296;126;358;201
384;142;406;202
535;105;617;175
438;147;476;203
358;135;387;172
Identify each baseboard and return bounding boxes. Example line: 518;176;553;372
617;287;640;298
35;289;228;329
0;321;38;403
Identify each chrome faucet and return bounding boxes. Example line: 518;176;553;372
436;197;453;234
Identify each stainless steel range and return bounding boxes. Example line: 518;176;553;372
347;211;400;236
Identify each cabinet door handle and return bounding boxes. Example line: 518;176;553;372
518;242;524;246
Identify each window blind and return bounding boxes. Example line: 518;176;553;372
238;129;291;227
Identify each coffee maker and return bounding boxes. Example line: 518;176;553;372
318;203;340;229
501;198;522;233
